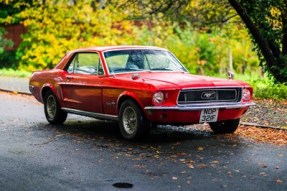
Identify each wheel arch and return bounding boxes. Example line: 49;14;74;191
117;92;147;118
41;84;57;102
117;94;150;140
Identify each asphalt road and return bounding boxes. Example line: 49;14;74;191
0;92;286;191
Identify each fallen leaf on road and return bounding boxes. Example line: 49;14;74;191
197;163;208;169
197;147;204;151
187;164;195;169
187;160;195;169
276;179;283;184
210;160;220;164
134;164;145;169
227;171;233;177
176;152;187;157
259;172;267;176
179;158;186;162
260;163;267;168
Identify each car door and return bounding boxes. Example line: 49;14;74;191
60;52;104;114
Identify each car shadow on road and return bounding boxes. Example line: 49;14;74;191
35;118;247;162
40;117;217;144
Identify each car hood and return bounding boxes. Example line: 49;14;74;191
118;72;248;90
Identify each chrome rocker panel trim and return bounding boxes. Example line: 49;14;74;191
62;108;118;121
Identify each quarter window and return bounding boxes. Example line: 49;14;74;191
67;52;102;75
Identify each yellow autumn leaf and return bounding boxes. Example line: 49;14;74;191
197;147;204;151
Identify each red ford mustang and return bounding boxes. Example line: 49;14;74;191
29;46;255;140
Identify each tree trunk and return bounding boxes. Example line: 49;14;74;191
228;47;233;71
228;0;286;82
282;2;287;57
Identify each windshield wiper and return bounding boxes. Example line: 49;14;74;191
151;68;173;71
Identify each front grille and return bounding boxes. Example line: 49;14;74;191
178;88;242;104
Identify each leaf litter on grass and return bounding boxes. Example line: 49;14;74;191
242;99;287;129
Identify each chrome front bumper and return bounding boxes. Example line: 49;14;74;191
144;102;256;111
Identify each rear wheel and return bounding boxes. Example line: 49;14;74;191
209;119;240;134
119;99;149;140
44;90;67;124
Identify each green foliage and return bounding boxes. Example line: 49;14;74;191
17;1;134;71
234;73;287;100
231;0;287;83
0;50;17;69
248;78;287;100
131;17;259;76
2;0;260;78
0;0;33;24
121;0;287;82
166;29;219;75
0;27;14;69
0;27;13;54
119;0;234;28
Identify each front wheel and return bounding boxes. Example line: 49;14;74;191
44;90;67;124
209;119;240;134
119;99;149;140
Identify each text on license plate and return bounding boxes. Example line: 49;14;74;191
199;108;219;123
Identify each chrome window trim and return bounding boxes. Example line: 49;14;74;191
102;48;188;75
65;51;105;76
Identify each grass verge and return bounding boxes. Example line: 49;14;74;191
0;68;31;78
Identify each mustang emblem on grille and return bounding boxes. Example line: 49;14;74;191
201;91;216;99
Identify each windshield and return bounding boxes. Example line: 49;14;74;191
104;49;188;74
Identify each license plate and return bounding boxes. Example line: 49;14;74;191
199;108;219;123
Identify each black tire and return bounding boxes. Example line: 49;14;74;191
209;119;240;134
119;99;149;140
150;122;158;129
44;90;67;124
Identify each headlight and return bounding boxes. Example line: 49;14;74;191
242;88;251;101
153;91;165;105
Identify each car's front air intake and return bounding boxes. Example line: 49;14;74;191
178;88;242;104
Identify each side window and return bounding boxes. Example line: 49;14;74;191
67;52;100;75
105;54;129;73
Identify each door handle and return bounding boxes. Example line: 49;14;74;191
66;76;74;80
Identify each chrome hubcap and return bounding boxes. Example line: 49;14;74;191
122;106;137;135
46;95;57;119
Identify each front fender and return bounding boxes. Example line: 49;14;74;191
117;91;146;113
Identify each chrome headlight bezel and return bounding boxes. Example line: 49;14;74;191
152;91;165;105
242;88;251;101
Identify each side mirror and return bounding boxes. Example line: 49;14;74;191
228;71;234;80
